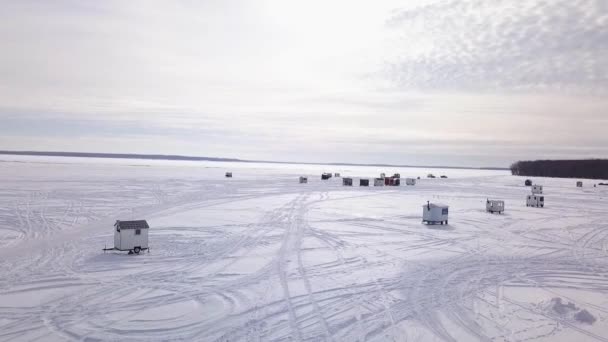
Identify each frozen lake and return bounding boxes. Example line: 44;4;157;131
1;156;607;341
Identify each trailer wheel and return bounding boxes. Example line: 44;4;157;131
134;247;141;254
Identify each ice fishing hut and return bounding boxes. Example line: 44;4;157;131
334;173;341;177
422;202;449;225
577;181;583;187
321;173;332;180
374;178;384;186
385;177;400;186
225;172;233;178
343;177;353;186
486;199;504;214
526;194;544;208
112;220;149;254
360;179;370;187
299;176;308;184
405;178;416;186
524;179;532;186
531;185;543;194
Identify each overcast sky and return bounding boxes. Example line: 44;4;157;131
1;0;607;167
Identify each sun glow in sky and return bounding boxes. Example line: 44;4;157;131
1;0;607;167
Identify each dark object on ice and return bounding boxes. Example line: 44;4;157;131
599;183;608;186
393;173;400;178
359;179;369;186
525;179;532;186
440;175;448;178
225;172;232;178
384;177;400;186
427;174;435;178
334;173;341;177
575;309;596;324
551;297;577;315
417;176;420;179
321;173;332;180
576;181;583;187
343;177;353;186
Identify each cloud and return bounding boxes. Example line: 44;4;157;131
384;0;608;94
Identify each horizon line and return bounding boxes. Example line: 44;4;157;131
0;150;510;170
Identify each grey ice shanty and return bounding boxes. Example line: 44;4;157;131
422;202;449;225
486;199;504;214
526;195;544;208
299;176;308;184
113;220;149;253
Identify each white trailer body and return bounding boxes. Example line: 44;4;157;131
486;200;504;214
405;178;416;185
531;185;543;194
422;203;449;225
526;195;544;208
114;220;149;252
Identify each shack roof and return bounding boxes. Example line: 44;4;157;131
114;220;149;230
423;203;448;208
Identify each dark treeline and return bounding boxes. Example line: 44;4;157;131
510;159;608;180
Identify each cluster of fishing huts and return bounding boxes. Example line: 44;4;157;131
317;172;418;188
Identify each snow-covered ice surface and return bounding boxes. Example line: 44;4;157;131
1;156;608;341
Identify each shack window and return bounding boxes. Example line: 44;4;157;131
442;208;448;215
135;229;141;235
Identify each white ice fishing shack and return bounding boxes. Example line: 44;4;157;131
531;184;543;194
526;194;544;208
405;178;416;186
486;199;504;214
422;202;449;225
113;220;149;253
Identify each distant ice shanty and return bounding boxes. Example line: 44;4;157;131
427;174;436;178
109;220;149;254
360;179;370;187
334;173;341;177
225;172;232;178
525;179;532;186
405;178;416;186
321;173;332;180
422;202;449;225
526;194;544;208
577;181;583;187
531;185;543;194
343;177;353;186
299;176;308;184
384;177;400;186
486;199;504;214
374;178;384;186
